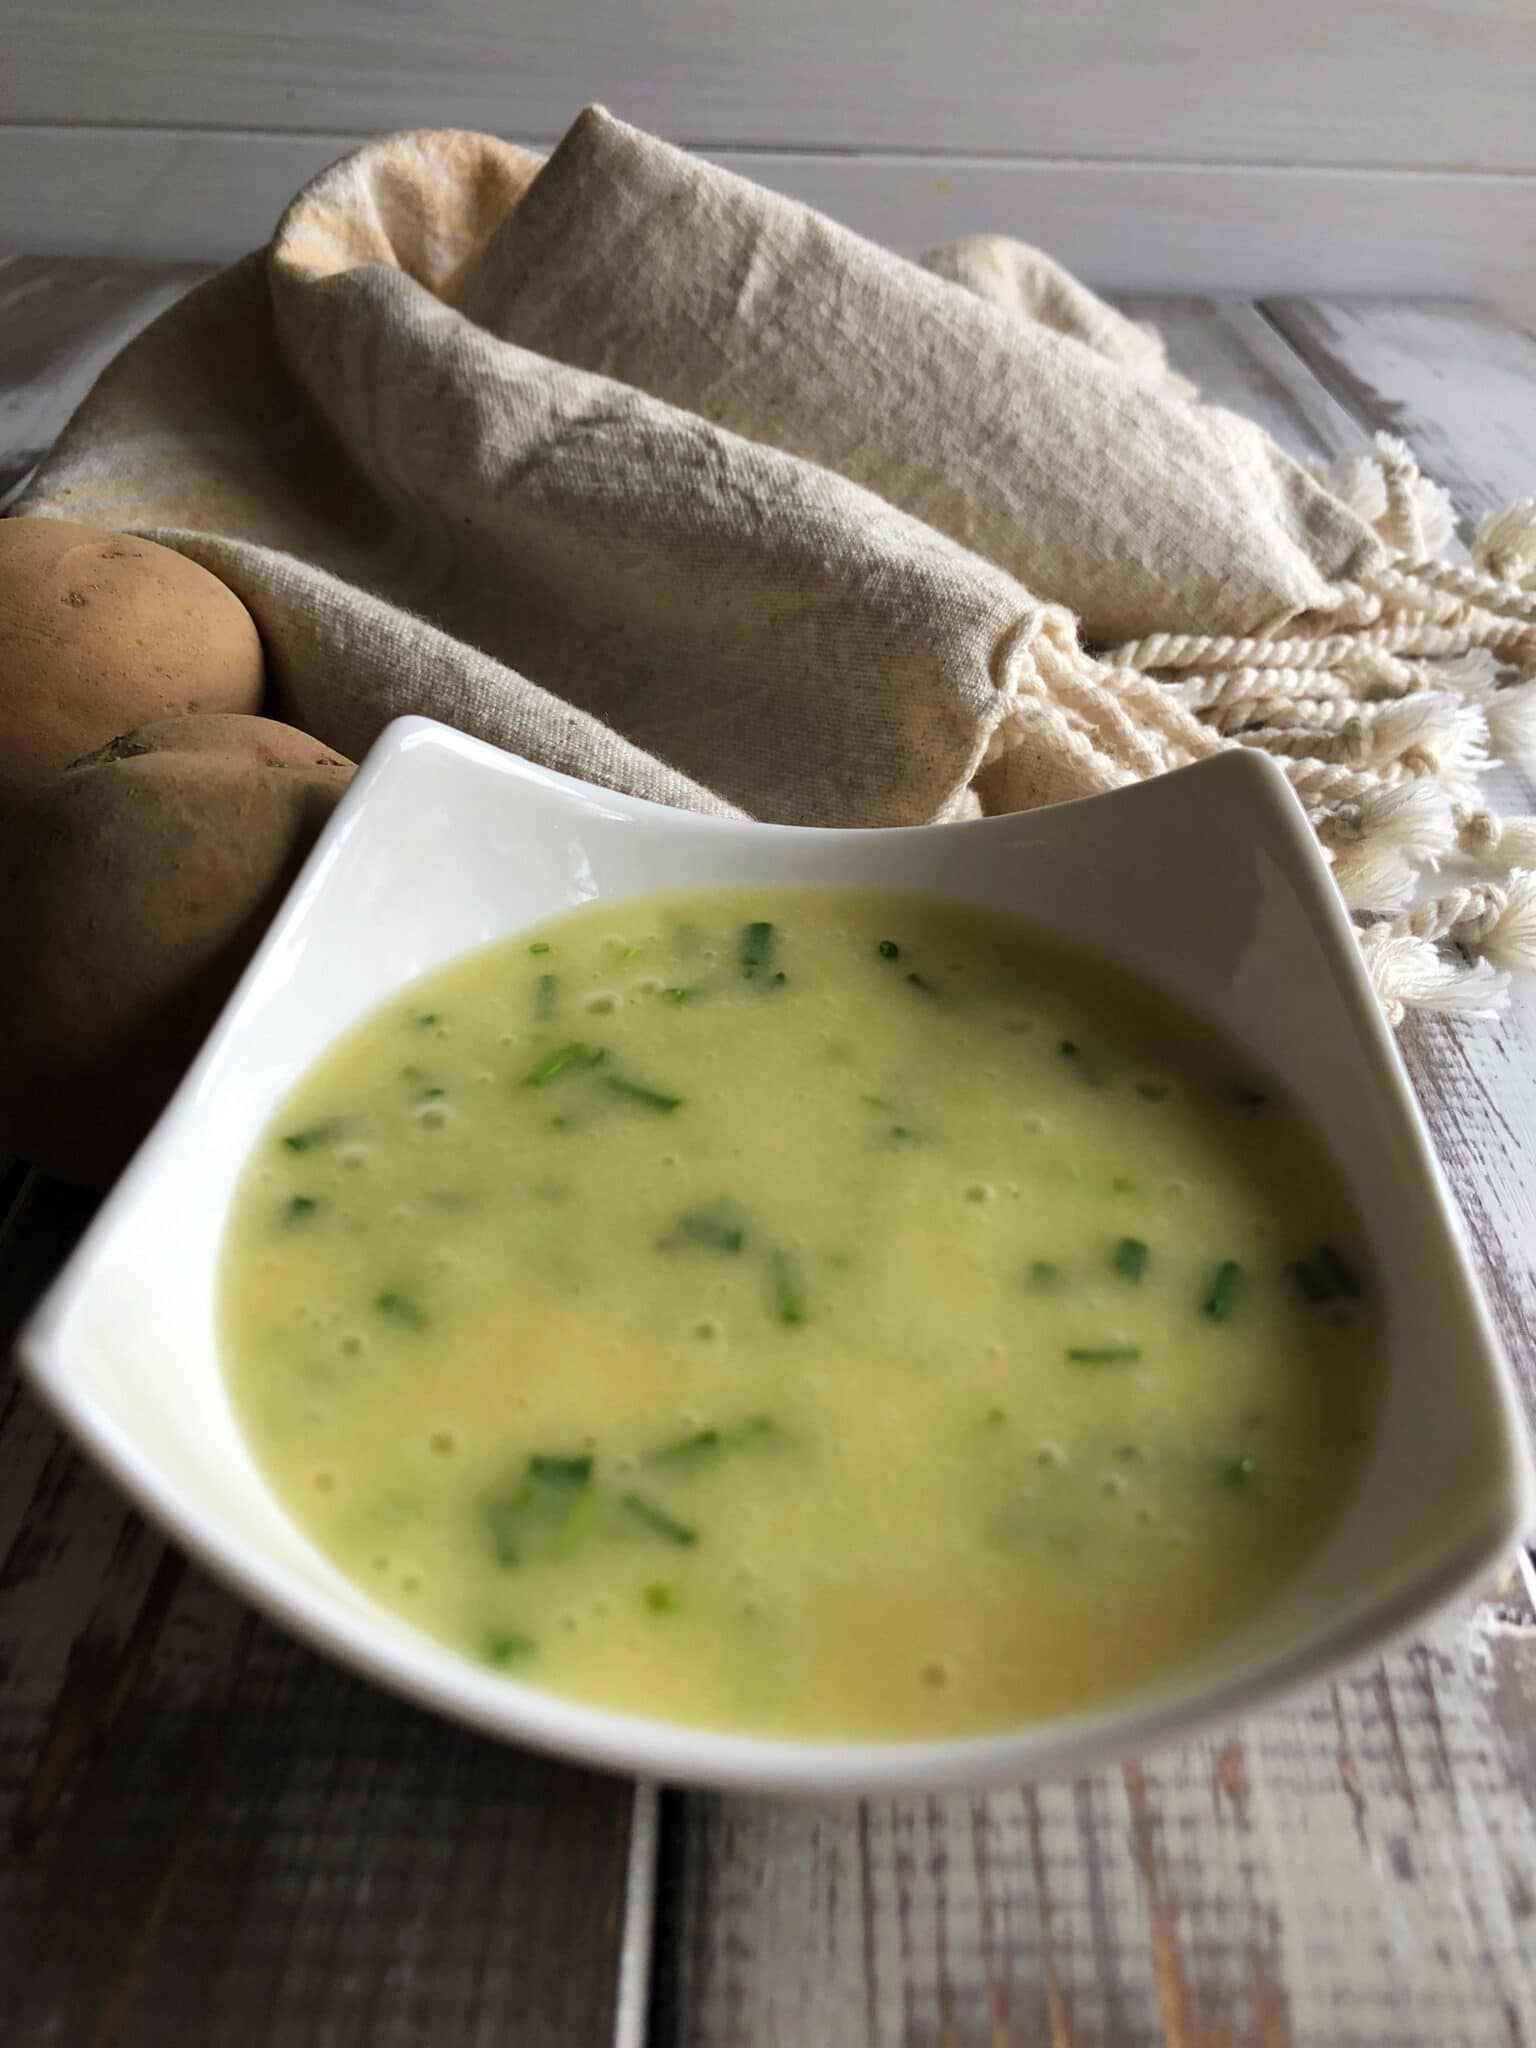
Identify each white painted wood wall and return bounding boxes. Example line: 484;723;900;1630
3;1;1534;312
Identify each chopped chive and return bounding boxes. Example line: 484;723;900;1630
1112;1236;1148;1281
877;939;900;960
1066;1344;1142;1364
528;1454;594;1486
887;1125;923;1145
535;972;558;1019
740;921;776;981
604;1074;683;1113
643;1582;684;1613
1111;1175;1137;1195
522;1042;605;1087
647;1416;780;1469
905;971;940;997
1025;1260;1062;1292
1286;1244;1363;1305
416;1085;446;1103
481;1453;595;1566
411;1012;441;1030
1202;1260;1244;1321
663;986;703;1004
1235;1088;1269;1112
376;1289;429;1330
484;1629;536;1666
768;1246;809;1326
672;1200;749;1254
1315;1244;1362;1299
980;1406;1008;1427
1060;1041;1078;1058
528;941;551;956
615;943;642;964
281;1118;346;1153
281;1194;320;1225
861;1093;896;1111
622;1492;699;1547
1219;1454;1258;1490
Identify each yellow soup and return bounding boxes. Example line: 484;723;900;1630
222;888;1382;1740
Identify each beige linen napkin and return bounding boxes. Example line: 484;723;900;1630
20;110;1536;1014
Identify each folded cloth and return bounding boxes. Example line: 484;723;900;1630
21;109;1536;1015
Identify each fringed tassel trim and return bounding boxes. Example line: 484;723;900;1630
1094;438;1536;1022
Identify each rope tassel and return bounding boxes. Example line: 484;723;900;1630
1088;435;1536;1022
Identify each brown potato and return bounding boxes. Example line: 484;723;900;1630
0;714;354;1188
0;518;265;805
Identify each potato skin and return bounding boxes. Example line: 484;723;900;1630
0;715;353;1188
0;518;265;805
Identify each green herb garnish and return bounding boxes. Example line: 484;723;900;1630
646;1416;780;1470
621;1492;699;1547
604;1074;683;1113
1066;1344;1142;1364
768;1246;809;1326
663;986;703;1004
1112;1237;1148;1281
281;1194;320;1225
528;941;551;956
740;921;777;982
1202;1260;1244;1321
535;973;558;1019
877;939;900;960
672;1200;750;1254
482;1453;595;1566
1025;1260;1062;1292
905;971;940;997
1286;1244;1363;1304
643;1582;684;1613
281;1118;346;1154
375;1289;429;1330
522;1042;605;1087
1219;1454;1257;1490
484;1629;536;1666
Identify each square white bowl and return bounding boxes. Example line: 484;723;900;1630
18;717;1534;1794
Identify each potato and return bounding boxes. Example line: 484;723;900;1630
0;715;353;1188
0;518;264;805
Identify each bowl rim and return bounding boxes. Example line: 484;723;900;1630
19;716;1536;1794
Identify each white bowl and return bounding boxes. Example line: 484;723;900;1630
19;717;1534;1794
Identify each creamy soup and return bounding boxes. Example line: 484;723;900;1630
222;888;1381;1740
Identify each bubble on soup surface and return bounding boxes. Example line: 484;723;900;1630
693;1319;722;1342
338;1332;367;1357
585;992;617;1015
920;1661;951;1689
429;1429;459;1456
1035;1442;1064;1469
962;1181;994;1203
313;1470;337;1493
338;1144;372;1172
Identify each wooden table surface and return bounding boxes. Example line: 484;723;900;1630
2;258;1533;2047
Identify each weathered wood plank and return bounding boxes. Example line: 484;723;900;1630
654;1605;1536;2047
656;299;1536;2048
0;1193;646;2043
